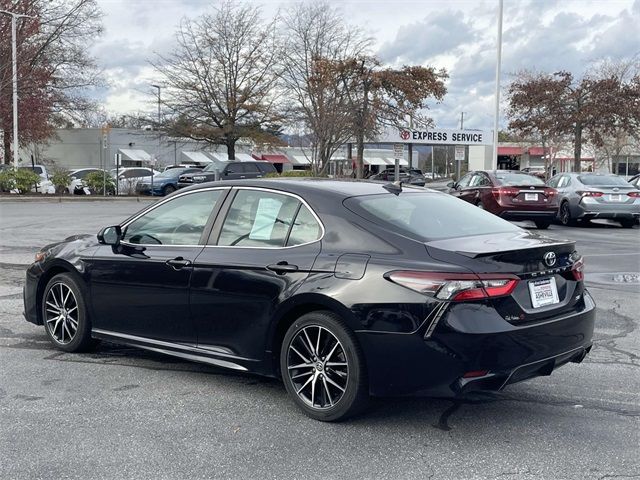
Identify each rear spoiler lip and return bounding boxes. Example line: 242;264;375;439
424;232;576;259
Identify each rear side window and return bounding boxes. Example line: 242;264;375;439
217;190;300;247
258;162;277;173
494;173;544;186
286;205;322;246
344;192;520;241
578;175;630;186
241;163;260;173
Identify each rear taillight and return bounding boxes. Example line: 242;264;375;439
545;188;557;196
386;271;519;301
491;187;518;199
628;191;640;198
571;256;585;281
576;191;603;197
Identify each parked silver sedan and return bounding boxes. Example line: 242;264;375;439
547;173;640;228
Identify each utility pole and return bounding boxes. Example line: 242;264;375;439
0;9;36;167
456;112;465;180
492;0;504;170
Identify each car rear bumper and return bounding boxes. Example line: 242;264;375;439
499;209;557;221
357;289;596;397
575;201;640;220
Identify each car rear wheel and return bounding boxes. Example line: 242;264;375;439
42;273;96;352
477;201;485;210
534;220;551;229
162;185;176;196
280;311;369;422
559;202;576;226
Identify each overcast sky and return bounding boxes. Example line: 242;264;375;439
92;0;639;130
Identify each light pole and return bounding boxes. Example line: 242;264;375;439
492;0;504;170
151;84;162;191
0;9;35;168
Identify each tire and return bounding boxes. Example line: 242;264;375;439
559;201;576;226
534;221;551;229
162;185;176;196
477;202;485;210
41;273;96;352
620;219;635;228
280;311;369;422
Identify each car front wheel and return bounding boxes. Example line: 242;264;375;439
559;202;576;226
42;273;96;352
280;311;369;422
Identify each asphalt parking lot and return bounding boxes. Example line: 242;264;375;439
0;199;638;480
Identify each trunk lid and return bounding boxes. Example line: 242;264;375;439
425;231;583;324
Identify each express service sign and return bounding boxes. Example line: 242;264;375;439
377;127;492;146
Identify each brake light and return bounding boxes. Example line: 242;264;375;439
545;188;557;196
571;256;585;281
576;191;603;197
386;271;519;301
491;187;518;199
628;191;640;198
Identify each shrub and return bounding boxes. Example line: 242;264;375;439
84;171;116;195
50;168;72;194
4;168;41;194
0;169;13;192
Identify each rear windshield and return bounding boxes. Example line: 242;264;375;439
344;192;520;241
494;172;544;186
578;175;630;186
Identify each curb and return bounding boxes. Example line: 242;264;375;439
0;196;156;203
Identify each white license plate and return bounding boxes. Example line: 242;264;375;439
528;277;560;308
608;194;622;202
525;193;538;201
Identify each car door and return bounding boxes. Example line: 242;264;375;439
87;187;229;343
190;187;323;362
222;162;244;180
450;173;474;202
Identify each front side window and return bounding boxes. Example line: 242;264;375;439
242;163;260;173
457;173;473;188
123;190;223;245
217;190;301;247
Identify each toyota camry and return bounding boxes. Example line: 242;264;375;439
24;179;595;421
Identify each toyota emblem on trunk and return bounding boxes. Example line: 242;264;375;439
544;252;557;267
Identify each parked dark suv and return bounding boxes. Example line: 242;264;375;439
178;161;277;188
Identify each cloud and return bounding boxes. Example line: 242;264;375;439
378;11;478;65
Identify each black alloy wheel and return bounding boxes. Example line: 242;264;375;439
281;311;368;422
42;273;96;352
534;221;551;229
560;202;576;226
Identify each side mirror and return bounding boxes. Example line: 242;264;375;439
97;225;122;246
446;181;455;188
225;170;233;175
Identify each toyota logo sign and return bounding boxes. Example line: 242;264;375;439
543;252;557;267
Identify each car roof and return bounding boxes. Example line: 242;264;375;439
183;178;429;198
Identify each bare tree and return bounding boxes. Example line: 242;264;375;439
281;2;370;173
152;1;284;160
0;0;103;163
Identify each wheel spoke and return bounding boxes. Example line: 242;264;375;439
322;376;334;406
63;321;72;340
288;362;312;370
62;286;71;308
291;370;313;380
290;345;311;364
59;284;65;307
324;342;340;363
311;375;317;406
325;374;345;392
325;362;347;367
296;374;314;394
46;301;59;310
302;328;316;357
316;327;322;358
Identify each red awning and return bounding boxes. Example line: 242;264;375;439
255;154;290;164
527;147;550;156
497;147;523;156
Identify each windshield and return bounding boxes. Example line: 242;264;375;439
156;168;188;179
494;172;544;186
578;175;630;186
344;192;520;241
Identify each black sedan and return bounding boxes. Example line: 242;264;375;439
24;179;595;421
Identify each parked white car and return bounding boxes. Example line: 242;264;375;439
18;165;55;194
67;168;107;194
109;167;161;195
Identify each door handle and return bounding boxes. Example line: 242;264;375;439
166;257;192;270
266;262;299;274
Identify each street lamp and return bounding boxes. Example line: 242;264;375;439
492;0;504;170
0;9;36;168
